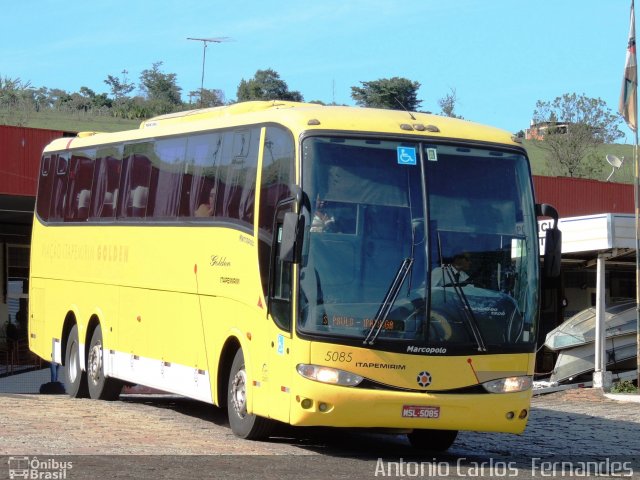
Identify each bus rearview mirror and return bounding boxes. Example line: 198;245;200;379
536;203;562;279
543;227;562;278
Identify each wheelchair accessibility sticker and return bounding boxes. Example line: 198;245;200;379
397;146;417;165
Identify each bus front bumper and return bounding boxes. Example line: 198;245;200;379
288;379;532;434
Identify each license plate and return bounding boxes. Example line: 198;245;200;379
402;405;440;419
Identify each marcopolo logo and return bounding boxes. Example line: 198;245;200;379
8;457;73;479
406;346;447;354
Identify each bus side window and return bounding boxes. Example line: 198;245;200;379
183;132;222;218
49;154;69;221
151;137;186;219
36;155;54;221
120;144;153;219
65;150;95;222
90;150;122;220
217;129;259;225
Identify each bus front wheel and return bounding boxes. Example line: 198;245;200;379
407;429;458;452
227;349;274;440
64;324;88;398
87;324;122;401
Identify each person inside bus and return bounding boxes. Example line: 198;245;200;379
195;187;215;217
310;198;336;232
431;253;472;287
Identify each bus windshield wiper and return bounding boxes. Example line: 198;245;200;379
443;265;487;352
364;257;414;345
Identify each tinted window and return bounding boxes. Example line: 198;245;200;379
38;126;263;227
120;143;153;218
184;132;223;218
90;146;122;219
151;137;186;218
217;129;259;224
36;155;54;220
65;149;95;222
49;153;69;221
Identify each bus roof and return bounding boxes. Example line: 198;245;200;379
44;101;521;152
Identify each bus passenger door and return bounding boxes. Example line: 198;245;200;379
265;208;295;423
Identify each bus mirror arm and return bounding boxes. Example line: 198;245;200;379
535;203;562;278
535;203;558;223
281;212;305;264
294;187;312;216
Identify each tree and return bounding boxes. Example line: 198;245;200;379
189;88;225;108
139;62;183;114
532;93;624;177
0;75;33;125
79;87;112;109
104;70;135;101
350;77;421;111
438;88;463;119
236;69;303;102
47;88;73;109
0;76;31;109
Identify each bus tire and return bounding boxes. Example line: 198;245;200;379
64;324;89;398
87;324;122;401
227;349;275;440
407;429;458;451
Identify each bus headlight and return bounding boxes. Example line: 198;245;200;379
482;376;532;393
296;364;364;387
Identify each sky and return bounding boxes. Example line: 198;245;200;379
0;0;635;141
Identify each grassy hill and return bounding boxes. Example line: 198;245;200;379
0;110;139;133
524;140;636;184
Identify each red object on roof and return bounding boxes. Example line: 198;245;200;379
533;175;634;218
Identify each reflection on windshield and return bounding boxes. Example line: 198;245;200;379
429;231;531;347
298;138;538;353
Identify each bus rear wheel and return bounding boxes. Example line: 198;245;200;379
87;325;122;401
64;324;88;398
227;349;275;440
407;429;458;452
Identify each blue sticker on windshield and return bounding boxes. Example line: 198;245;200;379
397;146;417;165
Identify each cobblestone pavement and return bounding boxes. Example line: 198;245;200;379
453;388;640;458
0;388;638;479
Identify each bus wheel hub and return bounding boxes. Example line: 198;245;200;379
231;369;247;418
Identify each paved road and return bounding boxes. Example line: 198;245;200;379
0;388;638;479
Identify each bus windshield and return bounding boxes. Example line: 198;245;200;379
298;136;539;354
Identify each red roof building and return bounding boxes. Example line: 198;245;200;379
533;175;633;217
1;126;74;330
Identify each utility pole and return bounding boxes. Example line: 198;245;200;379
187;37;232;107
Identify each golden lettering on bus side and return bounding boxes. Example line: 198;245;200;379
42;242;129;263
98;244;129;263
210;255;232;267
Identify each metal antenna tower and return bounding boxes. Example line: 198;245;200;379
187;36;232;106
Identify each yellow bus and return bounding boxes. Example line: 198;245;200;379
29;101;560;450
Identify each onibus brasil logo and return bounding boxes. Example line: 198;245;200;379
8;456;73;479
